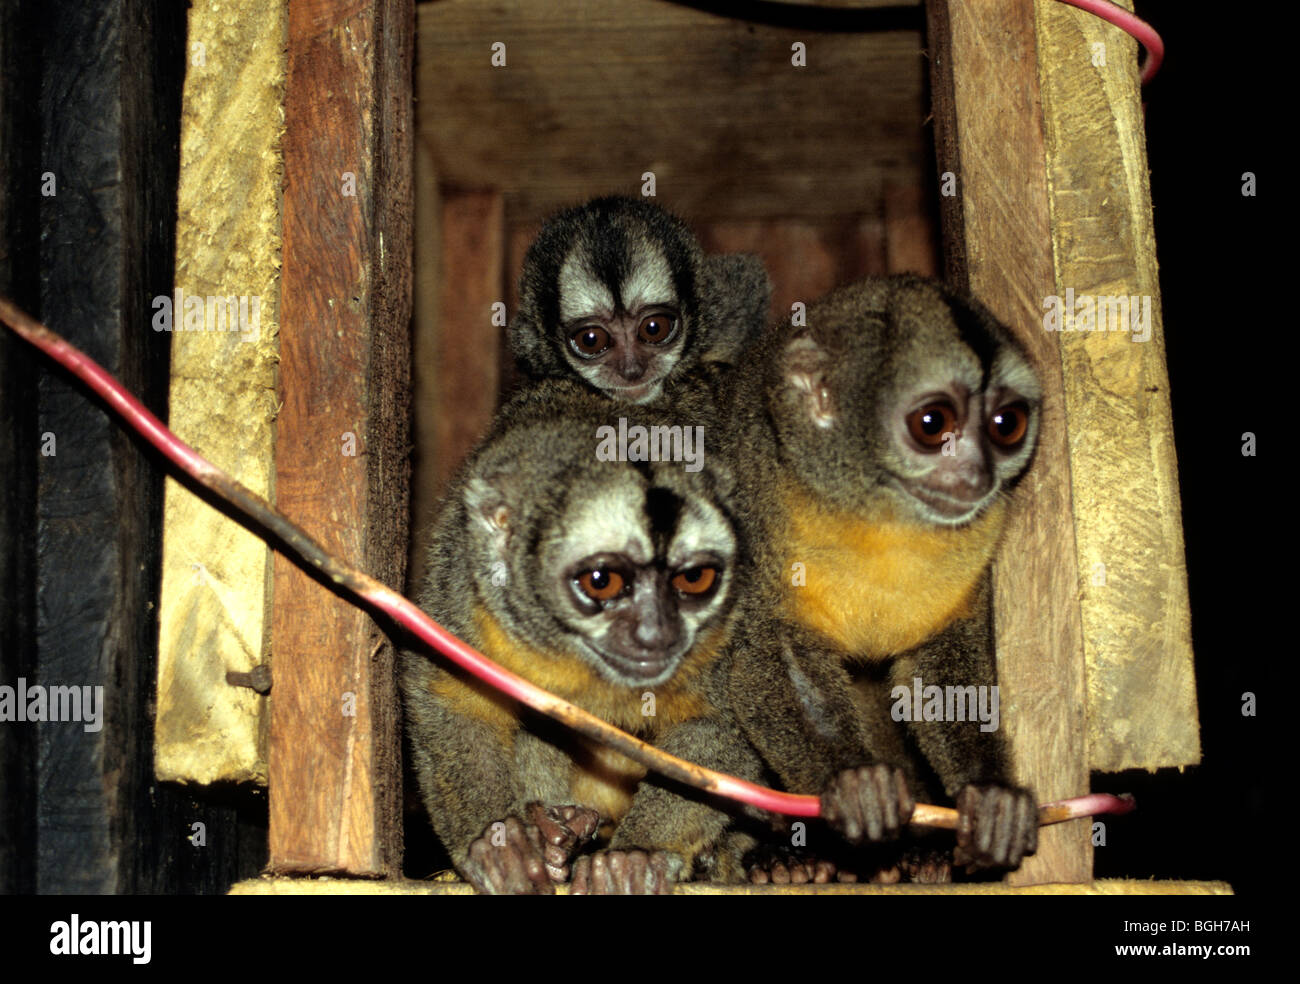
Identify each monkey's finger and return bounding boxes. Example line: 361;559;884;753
584;852;615;895
626;851;652;893
509;821;554;892
646;852;678;894
985;789;1014;867
570;856;591;894
1012;792;1038;864
557;805;600;842
894;769;916;824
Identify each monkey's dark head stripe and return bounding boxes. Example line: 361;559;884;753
644;484;683;554
935;284;1007;394
511;195;704;380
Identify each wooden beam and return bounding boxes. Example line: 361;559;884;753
155;0;285;789
1034;0;1197;772
271;0;413;876
927;0;1090;885
1;0;260;893
232;876;1232;896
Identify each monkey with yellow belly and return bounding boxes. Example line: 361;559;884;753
723;275;1042;876
401;380;762;894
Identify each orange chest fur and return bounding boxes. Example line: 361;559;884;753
428;608;718;822
778;487;1007;660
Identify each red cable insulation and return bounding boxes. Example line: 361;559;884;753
1056;0;1164;84
1;301;1135;828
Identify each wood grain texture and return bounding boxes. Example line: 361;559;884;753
699;217;892;323
416;0;927;222
929;0;1091;885
884;181;939;275
155;0;285;787
272;0;412;876
1034;0;1198;771
432;191;504;493
408;189;503;595
408;140;442;592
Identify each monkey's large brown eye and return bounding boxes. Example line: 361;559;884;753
906;403;958;450
570;325;611;358
577;567;625;602
988;402;1030;448
671;566;717;596
637;314;677;345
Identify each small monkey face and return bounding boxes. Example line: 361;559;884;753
561;551;726;682
884;339;1040;526
563;305;684;403
541;480;735;686
888;386;1035;525
778;276;1042;527
557;245;686;404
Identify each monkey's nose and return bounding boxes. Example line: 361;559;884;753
633;611;678;651
614;344;647;381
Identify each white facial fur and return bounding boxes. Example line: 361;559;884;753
619;241;676;314
558;251;615;323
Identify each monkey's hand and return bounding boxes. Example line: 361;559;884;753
820;764;915;845
524;802;600;884
570;850;683;895
462;815;555;895
952;784;1038;872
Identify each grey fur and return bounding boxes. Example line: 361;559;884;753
401;378;763;890
718;275;1042;872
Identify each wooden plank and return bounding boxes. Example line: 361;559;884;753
416;0;927;223
1034;0;1198;771
699;219;882;324
927;0;1091;885
1;0;261;893
883;181;938;275
431;191;504;493
408;141;443;588
272;0;412;876
232;876;1232;895
154;0;285;788
409;187;503;593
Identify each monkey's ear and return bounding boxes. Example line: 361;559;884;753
464;473;516;559
781;334;836;429
699;253;772;360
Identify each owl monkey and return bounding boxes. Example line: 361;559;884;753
509;195;771;403
401;379;762;893
722;275;1042;875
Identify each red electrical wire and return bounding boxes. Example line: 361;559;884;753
0;295;1135;830
1056;0;1164;84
